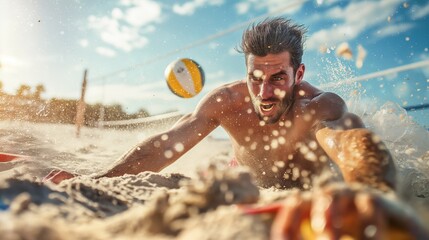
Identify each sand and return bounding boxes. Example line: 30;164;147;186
1;107;429;239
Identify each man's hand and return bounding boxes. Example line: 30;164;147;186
43;169;76;184
276;185;429;239
245;184;428;240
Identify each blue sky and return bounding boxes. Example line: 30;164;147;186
1;0;428;127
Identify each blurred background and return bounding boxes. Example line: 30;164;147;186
0;0;428;133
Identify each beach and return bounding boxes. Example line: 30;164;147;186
1;102;429;239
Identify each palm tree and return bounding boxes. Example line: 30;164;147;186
33;84;46;99
16;84;31;97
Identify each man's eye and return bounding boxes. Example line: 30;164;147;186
273;76;284;81
251;76;262;82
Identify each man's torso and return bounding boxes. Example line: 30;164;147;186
215;80;334;189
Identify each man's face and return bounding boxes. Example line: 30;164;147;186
246;52;301;124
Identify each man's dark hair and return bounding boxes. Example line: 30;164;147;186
238;17;307;72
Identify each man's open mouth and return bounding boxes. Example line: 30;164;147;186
260;103;275;112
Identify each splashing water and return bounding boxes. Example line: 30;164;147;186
315;56;429;214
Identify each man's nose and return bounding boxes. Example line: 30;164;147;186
258;82;273;99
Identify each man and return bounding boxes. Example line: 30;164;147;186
47;17;395;191
45;17;429;238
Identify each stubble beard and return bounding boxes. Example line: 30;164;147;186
252;94;294;124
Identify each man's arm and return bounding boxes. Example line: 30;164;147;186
310;93;396;191
97;94;222;178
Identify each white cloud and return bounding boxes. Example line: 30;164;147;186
79;39;89;48
234;0;304;15
374;23;414;38
124;0;162;27
316;0;341;6
96;47;116;57
411;2;429;20
236;2;250;15
88;15;149;52
112;8;123;19
88;0;162;52
173;0;224;16
307;0;402;51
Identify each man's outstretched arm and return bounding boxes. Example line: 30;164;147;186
44;88;224;183
315;112;396;191
97;112;219;178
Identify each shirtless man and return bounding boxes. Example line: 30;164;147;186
45;18;429;238
47;17;395;191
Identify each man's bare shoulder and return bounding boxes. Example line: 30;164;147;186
195;80;248;114
205;80;248;105
295;81;347;122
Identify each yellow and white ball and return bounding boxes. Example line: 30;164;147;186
165;58;205;98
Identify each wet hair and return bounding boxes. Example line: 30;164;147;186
238;17;307;72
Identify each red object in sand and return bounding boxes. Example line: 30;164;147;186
0;152;27;162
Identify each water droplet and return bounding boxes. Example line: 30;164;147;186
319;155;328;162
161;134;169;141
244;136;250;142
292;167;300;180
264;145;270;151
164;150;173;158
371;134;381;143
274;161;285;168
308;141;318;150
305;152;317;161
364;225;377;238
299;145;310;155
274;89;286;98
278;137;286;145
271;139;279;149
271;166;278;173
301;170;309;177
344;118;353;127
303;114;312;122
244;96;250;102
272;130;279;136
253;69;263;78
263;135;269;142
299;90;306;96
174;143;184;152
285;120;292;128
153;141;161;148
250;142;257;150
247;108;252;114
259;121;266;126
225;191;234;203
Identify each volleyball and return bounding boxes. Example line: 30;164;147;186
164;58;205;98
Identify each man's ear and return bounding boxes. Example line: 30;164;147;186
295;63;305;84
